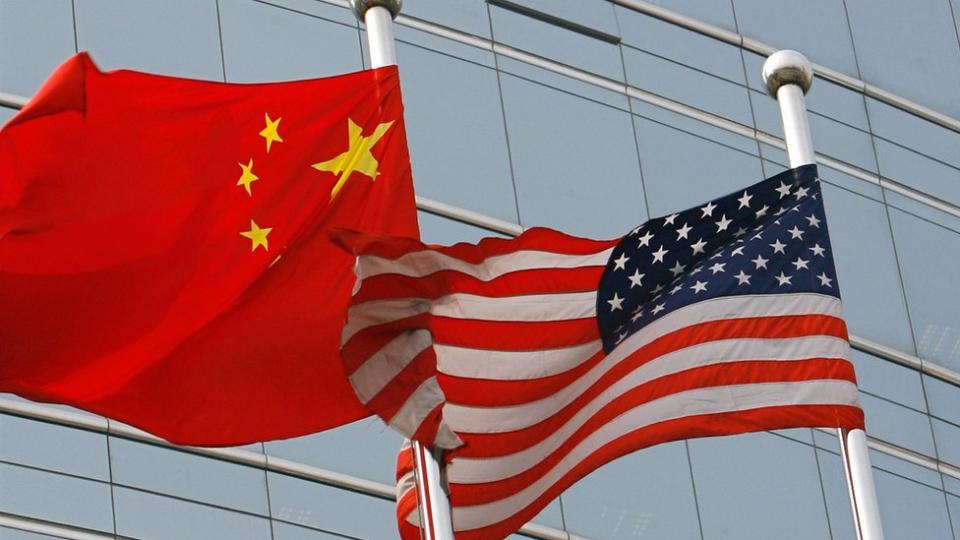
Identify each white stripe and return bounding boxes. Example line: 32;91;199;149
357;247;613;281
444;334;850;433
344;291;596;342
348;329;432;403
435;340;603;380
434;292;840;382
389;377;464;449
449;380;860;530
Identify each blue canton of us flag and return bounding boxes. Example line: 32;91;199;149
597;165;840;353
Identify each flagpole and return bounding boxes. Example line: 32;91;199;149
349;2;455;539
762;50;885;540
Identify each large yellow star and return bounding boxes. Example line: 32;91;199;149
259;113;283;153
312;118;393;198
237;158;259;196
240;219;272;252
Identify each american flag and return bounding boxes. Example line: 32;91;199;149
339;164;863;539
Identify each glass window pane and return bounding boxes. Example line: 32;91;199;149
615;8;745;84
732;0;859;77
264;417;402;486
874;138;960;209
633;0;737;32
497;55;628;109
924;375;960;426
815;449;856;540
845;0;960;118
932;419;960;468
219;0;362;82
258;0;357;27
268;473;397;539
819;183;916;354
633;116;763;217
508;0;619;36
0;462;114;533
418;212;509;245
110;437;269;515
564;441;701;539
689;432;832;540
396;41;518;223
490;5;624;81
849;351;926;411
0;528;68;540
888;208;960;370
623;45;753;126
273;521;344;540
114;486;271;540
0;0;75;97
74;0;223;80
858;393;936;457
500;73;647;237
631;98;759;156
402;0;491;38
866;97;960;171
0;414;109;481
872;461;954;540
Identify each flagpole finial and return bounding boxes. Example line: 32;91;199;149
351;0;402;20
762;50;813;97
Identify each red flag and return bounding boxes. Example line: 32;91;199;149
0;53;419;446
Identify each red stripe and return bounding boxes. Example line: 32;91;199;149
352;265;604;305
340;226;617;262
341;312;431;375
396;446;414;481
453;356;856;463
366;347;437;422
451;404;864;539
439;314;848;407
431;316;599;351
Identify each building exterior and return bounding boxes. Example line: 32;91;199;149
2;0;960;538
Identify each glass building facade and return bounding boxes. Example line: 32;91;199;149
2;0;960;538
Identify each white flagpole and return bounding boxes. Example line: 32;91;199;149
762;50;885;540
349;2;455;539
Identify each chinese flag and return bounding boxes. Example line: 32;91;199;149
0;53;419;446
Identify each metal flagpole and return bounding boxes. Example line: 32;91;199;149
761;50;885;540
349;1;455;539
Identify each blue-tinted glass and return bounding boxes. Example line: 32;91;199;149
819;183;916;354
638;0;737;32
110;437;269;515
273;521;344;540
849;351;926;411
529;497;564;530
563;441;701;539
0;414;109;481
257;0;357;27
933;419;960;468
0;462;113;533
264;417;401;485
402;0;492;38
615;7;745;84
74;0;223;80
924;375;960;426
508;0;619;36
114;486;270;540
631;98;759;156
418;211;509;245
394;23;495;67
496;54;628;109
1;107;14;124
874;138;960;208
500;73;646;237
732;0;859;77
750;89;877;173
815;449;857;540
866;98;960;171
859;393;936;457
870;448;943;489
623;45;753;126
845;0;960;119
268;473;396;538
633;116;763;217
689;432;832;539
219;0;362;82
872;461;954;540
0;0;75;97
0;528;67;540
888;208;960;370
395;41;518;223
489;5;624;81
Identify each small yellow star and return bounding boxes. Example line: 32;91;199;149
259;113;283;153
240;219;272;252
237;158;259;196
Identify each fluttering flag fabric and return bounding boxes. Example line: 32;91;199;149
0;53;419;446
339;165;863;539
